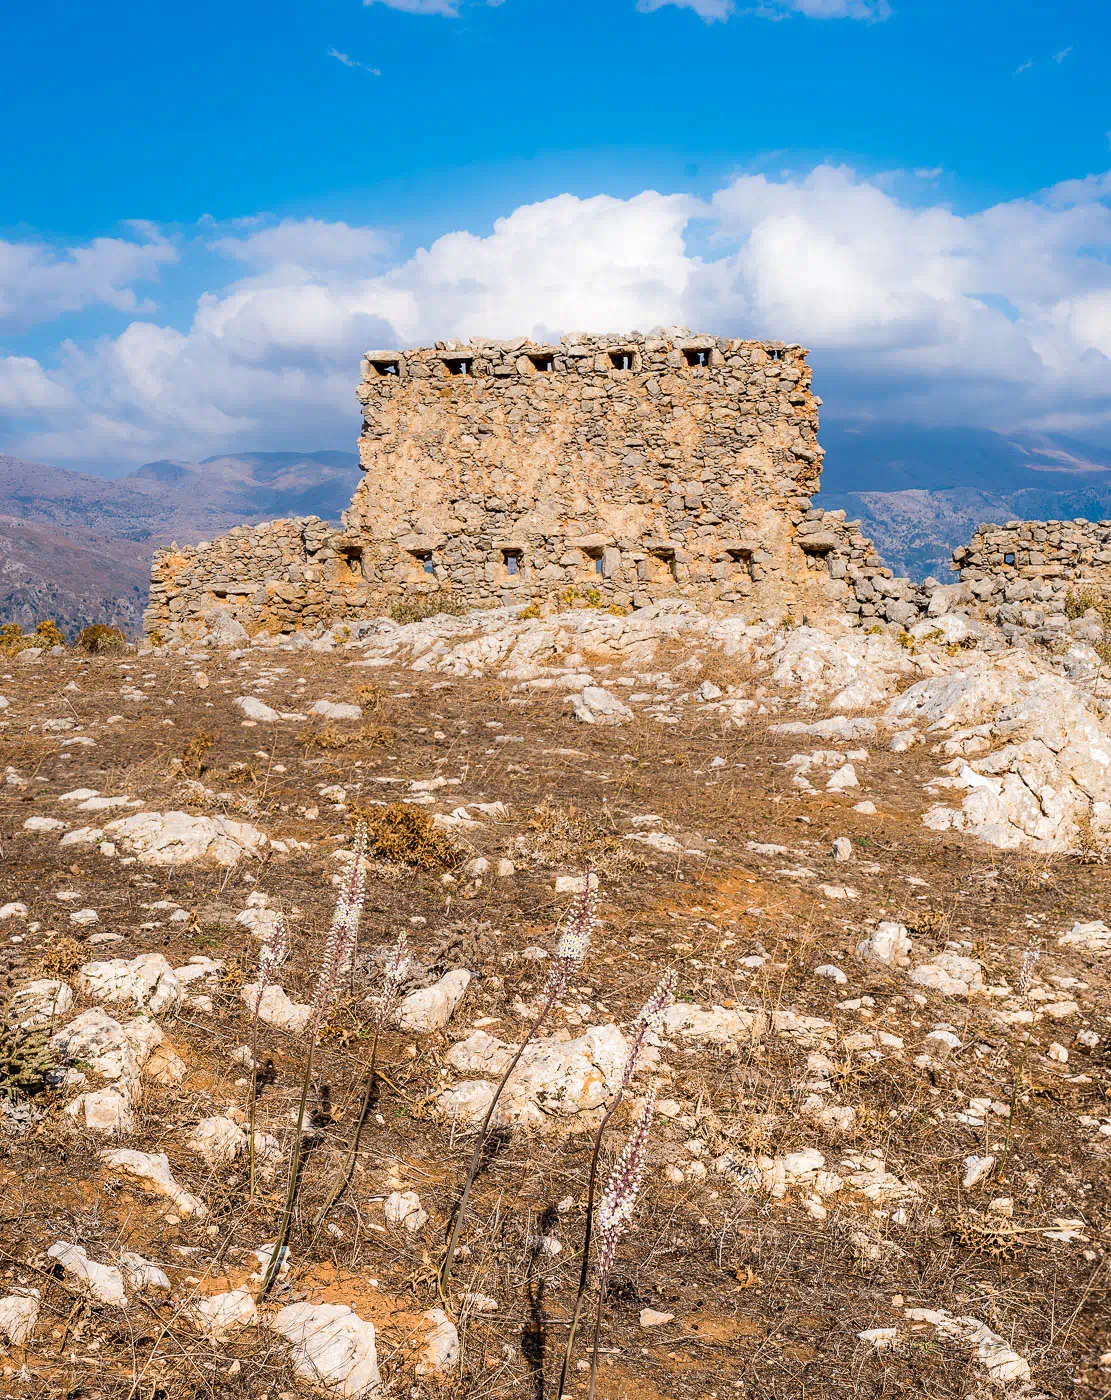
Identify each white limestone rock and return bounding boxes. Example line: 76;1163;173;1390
909;951;984;998
440;1024;629;1131
658;1002;768;1047
77;953;181;1016
311;699;362;720
119;1253;171;1295
187;1115;248;1168
103;810;268;867
100;1149;207;1218
193;1287;258;1341
0;1290;39;1346
394;969;471;1033
856;922;913;968
242;982;313;1033
66;1087;135;1134
8;979;73;1028
52;1008;162;1083
570;686;634;725
384;1190;428;1232
46;1243;127;1308
417;1308;459;1377
268;1301;381;1397
235;695;281;722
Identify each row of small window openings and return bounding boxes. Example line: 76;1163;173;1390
413;551;593;576
371;347;749;376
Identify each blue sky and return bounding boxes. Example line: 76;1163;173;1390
1;0;1109;472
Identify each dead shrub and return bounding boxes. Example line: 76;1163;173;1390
75;624;127;654
299;722;393;752
512;799;640;876
180;730;216;778
38;937;86;979
387;593;466;625
350;802;461;870
0;1023;60;1100
354;682;383;713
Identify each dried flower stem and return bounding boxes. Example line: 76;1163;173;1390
314;933;407;1229
557;970;675;1400
260;829;367;1297
438;879;595;1306
586;1089;656;1400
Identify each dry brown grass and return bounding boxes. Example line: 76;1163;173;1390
179;729;215;778
36;936;86;979
298;721;393;752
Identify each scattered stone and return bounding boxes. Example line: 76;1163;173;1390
418;1308;460;1377
77;954;181;1016
103;811;268;867
119;1253;171;1295
384;1190;428;1232
46;1242;127;1308
269;1302;380;1397
241;982;313;1033
395;969;471;1033
856;922;912;968
194;1287;258;1341
0;1290;39;1346
100;1149;207;1218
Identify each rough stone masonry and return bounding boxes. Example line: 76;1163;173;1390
143;330;1111;643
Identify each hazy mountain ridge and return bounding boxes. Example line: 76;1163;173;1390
0;450;360;636
817;423;1111;581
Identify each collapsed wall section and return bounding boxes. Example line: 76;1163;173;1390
144;517;364;641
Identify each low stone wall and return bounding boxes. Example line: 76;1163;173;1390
144;517;371;641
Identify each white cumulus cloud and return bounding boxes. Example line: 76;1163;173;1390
3;165;1110;467
0;225;177;332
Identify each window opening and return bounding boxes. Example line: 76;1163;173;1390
1004;553;1015;565
682;348;709;367
529;355;554;373
446;357;474;376
609;351;633;371
595;557;604;575
370;360;399;376
506;554;520;576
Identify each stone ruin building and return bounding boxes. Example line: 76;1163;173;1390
143;330;1111;644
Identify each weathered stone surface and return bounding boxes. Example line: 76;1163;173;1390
103;811;268;866
46;1243;127;1308
268;1301;381;1397
394;969;471;1033
77;954;181;1016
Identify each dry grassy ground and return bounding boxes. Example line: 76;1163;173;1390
1;644;1109;1400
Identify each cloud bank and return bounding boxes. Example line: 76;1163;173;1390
2;166;1110;468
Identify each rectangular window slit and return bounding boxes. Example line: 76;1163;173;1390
446;358;474;376
1004;553;1015;565
529;355;554;373
609;351;633;371
682;348;709;367
371;360;399;376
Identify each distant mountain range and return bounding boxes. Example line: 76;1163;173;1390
0;451;361;636
817;422;1111;581
4;425;1111;636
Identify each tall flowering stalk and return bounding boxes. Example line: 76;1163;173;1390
246;913;291;1199
438;878;596;1304
260;823;368;1297
314;930;408;1229
557;971;675;1400
1001;947;1040;1176
586;1089;656;1400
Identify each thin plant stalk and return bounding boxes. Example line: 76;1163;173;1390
585;1279;608;1400
313;931;406;1229
438;880;595;1305
260;1038;317;1297
999;948;1039;1179
556;969;675;1400
585;1090;656;1400
260;826;367;1297
246;914;290;1201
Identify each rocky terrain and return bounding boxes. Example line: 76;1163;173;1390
1;601;1109;1399
0;452;360;637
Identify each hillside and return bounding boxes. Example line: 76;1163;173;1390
0;451;361;636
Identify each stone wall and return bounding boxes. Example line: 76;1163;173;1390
144;517;364;641
153;331;1110;646
345;330;844;616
